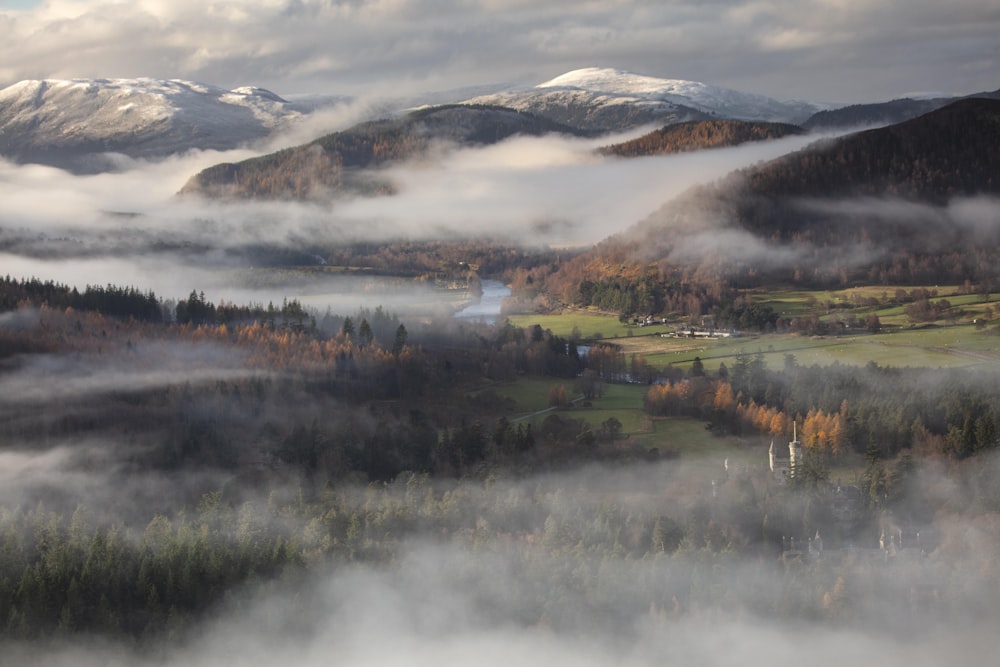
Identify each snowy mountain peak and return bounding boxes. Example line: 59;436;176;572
0;77;312;172
538;67;711;97
464;67;820;131
535;67;816;122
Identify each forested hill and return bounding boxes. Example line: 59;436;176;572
740;97;1000;202
179;104;587;200
803;88;1000;130
543;98;1000;309
598;119;804;158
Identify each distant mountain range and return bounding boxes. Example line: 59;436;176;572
0;78;330;173
1;68;996;188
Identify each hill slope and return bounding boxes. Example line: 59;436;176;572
804;89;1000;129
0;78;315;173
739;97;1000;202
598;119;805;157
545;99;1000;307
180;104;587;200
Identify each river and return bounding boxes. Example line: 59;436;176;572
452;279;510;324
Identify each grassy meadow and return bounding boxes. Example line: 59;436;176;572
503;283;1000;374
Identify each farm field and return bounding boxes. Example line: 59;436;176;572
497;380;780;488
505;310;642;339
505;284;1000;373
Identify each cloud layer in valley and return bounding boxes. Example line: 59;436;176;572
1;1;998;103
0;128;831;305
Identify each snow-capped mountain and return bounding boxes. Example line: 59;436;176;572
0;78;320;172
464;67;821;131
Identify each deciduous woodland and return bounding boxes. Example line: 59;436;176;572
2;275;1000;646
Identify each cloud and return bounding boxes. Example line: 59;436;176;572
325;131;826;247
0;442;230;523
628;188;1000;281
0;129;826;303
0;341;256;406
1;505;998;666
0;1;997;103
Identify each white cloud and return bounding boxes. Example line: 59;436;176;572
326;131;825;246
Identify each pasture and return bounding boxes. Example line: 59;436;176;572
504;283;1000;373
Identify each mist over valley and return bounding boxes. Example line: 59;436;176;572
2;11;1000;663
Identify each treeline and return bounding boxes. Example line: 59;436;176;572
544;264;786;331
0;500;302;640
174;290;314;329
598;119;803;158
318;239;565;281
0;276;162;322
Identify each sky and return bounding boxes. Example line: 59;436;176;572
0;0;998;104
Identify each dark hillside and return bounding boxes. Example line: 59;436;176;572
179;104;587;200
543;99;1000;311
598;119;804;157
744;98;1000;203
804;89;1000;129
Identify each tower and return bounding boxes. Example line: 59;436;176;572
788;422;802;478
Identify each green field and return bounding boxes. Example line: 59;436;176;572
506;311;652;339
490;376;734;455
505;284;1000;373
485;377;574;414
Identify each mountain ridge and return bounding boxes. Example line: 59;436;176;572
0;77;323;173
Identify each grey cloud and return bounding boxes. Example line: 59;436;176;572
0;1;997;103
325;131;825;246
0;443;229;524
2;514;998;666
0;340;257;406
0;130;824;298
632;191;1000;280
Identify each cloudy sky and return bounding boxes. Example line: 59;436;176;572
0;0;997;103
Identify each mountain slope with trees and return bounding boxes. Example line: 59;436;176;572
179;104;588;200
542;98;1000;316
804;89;1000;129
598;119;804;157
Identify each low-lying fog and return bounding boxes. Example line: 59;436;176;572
1;455;997;667
1;125;828;310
